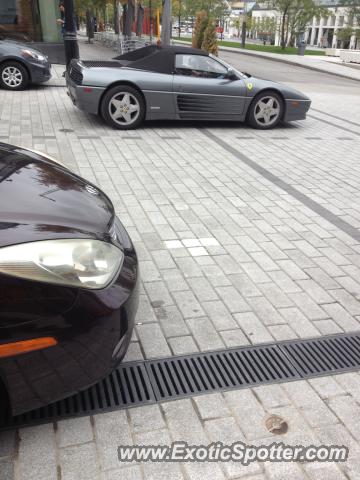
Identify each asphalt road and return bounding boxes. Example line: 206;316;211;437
219;50;360;98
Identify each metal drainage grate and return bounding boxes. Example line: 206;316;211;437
281;334;360;377
2;362;154;430
147;344;298;401
2;332;360;430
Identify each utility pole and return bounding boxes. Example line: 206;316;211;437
241;0;247;48
63;0;79;66
114;0;119;35
124;0;134;38
149;0;153;42
161;0;172;46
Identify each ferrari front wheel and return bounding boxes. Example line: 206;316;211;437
247;92;283;129
101;85;145;130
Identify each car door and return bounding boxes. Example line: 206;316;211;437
172;54;247;121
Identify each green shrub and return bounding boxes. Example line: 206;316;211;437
192;10;208;49
202;19;219;56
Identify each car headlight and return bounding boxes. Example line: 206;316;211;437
21;49;47;62
0;239;123;289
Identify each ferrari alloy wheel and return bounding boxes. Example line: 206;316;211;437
0;62;29;90
247;92;283;130
101;85;145;130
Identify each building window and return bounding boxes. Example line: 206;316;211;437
0;0;42;41
0;0;17;24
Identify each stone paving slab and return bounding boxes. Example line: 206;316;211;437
0;85;359;363
1;373;360;479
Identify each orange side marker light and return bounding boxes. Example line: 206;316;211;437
0;337;58;359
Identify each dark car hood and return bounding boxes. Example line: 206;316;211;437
0;143;115;248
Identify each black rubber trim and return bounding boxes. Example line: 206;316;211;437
2;332;360;430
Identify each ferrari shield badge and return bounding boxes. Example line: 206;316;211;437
247;82;254;91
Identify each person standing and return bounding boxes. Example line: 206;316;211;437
56;1;79;68
56;2;66;35
57;1;77;36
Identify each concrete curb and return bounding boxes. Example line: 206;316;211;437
173;40;360;83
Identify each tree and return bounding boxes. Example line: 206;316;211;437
232;17;241;37
336;26;354;47
257;17;277;42
161;0;172;45
268;0;326;48
340;0;360;30
172;0;184;37
202;18;219;54
75;0;116;29
114;0;119;34
246;16;257;38
192;10;208;48
287;0;326;46
355;28;360;49
267;0;293;48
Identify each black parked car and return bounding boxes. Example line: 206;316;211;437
0;143;138;416
0;38;51;90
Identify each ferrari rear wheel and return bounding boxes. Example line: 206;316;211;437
101;85;145;130
247;92;283;129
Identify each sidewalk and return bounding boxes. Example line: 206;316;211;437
175;40;360;82
45;36;119;87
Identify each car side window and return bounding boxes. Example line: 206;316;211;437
175;54;228;79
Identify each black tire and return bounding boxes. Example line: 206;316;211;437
0;61;29;90
101;85;145;130
247;91;284;130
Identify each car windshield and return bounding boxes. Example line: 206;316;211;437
209;54;247;79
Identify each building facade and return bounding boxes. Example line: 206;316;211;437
306;5;357;48
251;2;359;48
0;0;62;43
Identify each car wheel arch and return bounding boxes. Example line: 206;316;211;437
247;88;286;121
99;81;147;116
0;58;32;82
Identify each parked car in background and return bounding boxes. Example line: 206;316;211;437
66;45;311;131
0;143;138;416
0;38;51;90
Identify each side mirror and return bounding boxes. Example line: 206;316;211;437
225;68;238;80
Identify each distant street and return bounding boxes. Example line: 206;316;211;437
220;49;360;93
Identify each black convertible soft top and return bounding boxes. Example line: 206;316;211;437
113;45;209;75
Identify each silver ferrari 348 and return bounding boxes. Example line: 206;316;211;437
66;45;311;130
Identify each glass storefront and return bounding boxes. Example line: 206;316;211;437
0;0;62;43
